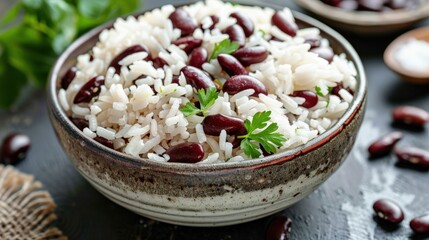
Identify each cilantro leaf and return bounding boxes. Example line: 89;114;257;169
198;87;219;110
209;39;240;61
244;111;270;134
181;103;201;117
315;86;335;97
180;87;219;117
238;111;286;158
315;86;324;97
240;139;261;158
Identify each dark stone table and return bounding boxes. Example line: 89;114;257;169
1;1;429;239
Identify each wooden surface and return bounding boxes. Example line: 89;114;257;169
1;1;429;239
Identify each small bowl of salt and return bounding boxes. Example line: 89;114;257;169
384;26;429;84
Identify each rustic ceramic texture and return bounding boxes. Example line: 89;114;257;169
47;4;367;226
384;26;429;84
295;0;429;35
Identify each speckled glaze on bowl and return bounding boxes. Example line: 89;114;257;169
47;1;367;227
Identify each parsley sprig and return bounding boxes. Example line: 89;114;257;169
238;111;286;158
315;86;333;97
209;39;239;61
180;87;219;117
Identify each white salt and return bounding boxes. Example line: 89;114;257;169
395;38;429;73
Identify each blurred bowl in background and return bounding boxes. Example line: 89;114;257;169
384;26;429;84
295;0;429;35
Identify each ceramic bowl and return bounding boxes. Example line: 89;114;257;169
47;2;367;227
295;0;429;35
384;26;429;84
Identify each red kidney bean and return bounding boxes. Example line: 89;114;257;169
304;36;321;49
173;37;203;54
169;9;197;36
368;132;403;157
172;76;180;84
338;0;359;10
392;106;429;127
109;45;149;74
230;12;254;37
232;46;269;66
271;11;298;37
358;0;385;11
70;117;89;130
166;142;204;163
322;0;342;7
61;67;77;89
332;83;343;97
73;76;105;104
292;91;318;109
223;75;268;97
332;83;354;98
217;54;248;76
0;133;31;165
395;147;429;169
202;114;245;136
189;47;208;69
410;213;429;234
209;15;220;30
94;136;114;149
181;66;215;90
223;25;246;47
152;57;168;69
373;199;404;224
387;0;412;9
310;47;335;63
266;216;292;240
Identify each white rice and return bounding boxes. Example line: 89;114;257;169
59;0;358;164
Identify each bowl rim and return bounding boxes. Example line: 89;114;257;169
295;0;429;26
47;0;366;173
384;26;429;81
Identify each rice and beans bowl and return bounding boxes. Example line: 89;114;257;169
58;0;357;164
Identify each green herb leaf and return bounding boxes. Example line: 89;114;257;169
315;86;324;97
0;2;23;27
230;2;238;6
0;47;27;108
180;102;201;117
180;88;219;117
198;87;219;109
239;111;286;158
209;39;240;61
77;0;110;18
315;86;335;97
0;0;140;109
240;139;261;158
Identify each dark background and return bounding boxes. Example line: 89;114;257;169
1;0;429;239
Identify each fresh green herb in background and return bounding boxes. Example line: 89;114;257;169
238;111;286;158
0;0;140;108
180;88;219;117
209;39;239;61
